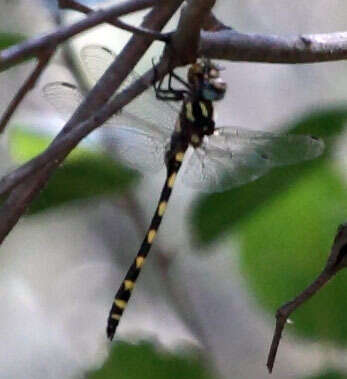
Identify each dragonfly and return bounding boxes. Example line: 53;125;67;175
43;45;324;340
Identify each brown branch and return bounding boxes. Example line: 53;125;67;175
4;3;347;71
0;50;54;133
60;0;170;42
0;0;156;71
200;30;347;63
0;0;183;244
168;0;216;66
267;223;347;373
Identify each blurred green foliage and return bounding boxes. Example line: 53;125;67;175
191;107;347;245
9;128;138;214
240;163;347;342
303;369;346;379
0;32;25;50
87;341;213;379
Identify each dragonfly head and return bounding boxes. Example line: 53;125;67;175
188;59;226;101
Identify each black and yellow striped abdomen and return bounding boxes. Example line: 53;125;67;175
106;152;185;340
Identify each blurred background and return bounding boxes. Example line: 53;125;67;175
0;0;346;378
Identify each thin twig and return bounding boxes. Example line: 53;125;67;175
0;0;156;71
267;223;347;373
0;50;54;133
60;0;171;42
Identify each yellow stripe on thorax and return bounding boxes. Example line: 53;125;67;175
199;101;208;117
185;102;195;122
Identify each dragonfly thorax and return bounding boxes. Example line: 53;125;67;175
181;98;215;146
164;97;216;167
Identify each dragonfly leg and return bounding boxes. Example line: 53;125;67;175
152;60;189;101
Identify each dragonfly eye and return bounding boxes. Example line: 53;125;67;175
202;81;226;101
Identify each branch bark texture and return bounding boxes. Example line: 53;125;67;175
200;30;347;63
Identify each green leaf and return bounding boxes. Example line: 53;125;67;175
9;128;138;214
87;341;214;379
10;128;51;162
0;32;25;50
10;128;88;162
191;107;347;245
239;163;347;343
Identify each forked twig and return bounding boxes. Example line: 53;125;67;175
267;223;347;373
60;0;171;42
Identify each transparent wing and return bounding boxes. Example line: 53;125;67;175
43;81;121;128
81;45;179;135
43;81;172;138
211;126;324;165
43;82;83;121
81;45;118;85
182;127;324;192
42;81;167;172
183;147;271;192
103;126;167;173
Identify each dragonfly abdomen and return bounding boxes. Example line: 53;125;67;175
106;149;186;340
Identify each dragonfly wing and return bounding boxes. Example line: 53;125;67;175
43;80;173;140
103;126;167;173
124;90;178;136
43;82;83;121
81;45;178;135
182;146;271;192
43;81;167;172
43;81;124;128
81;45;117;84
213;126;324;165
